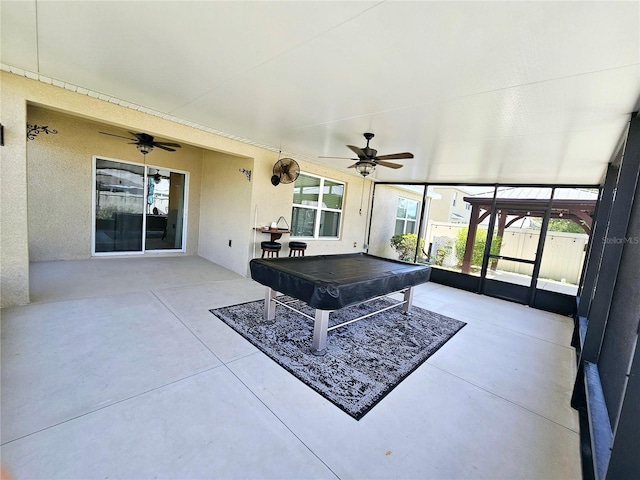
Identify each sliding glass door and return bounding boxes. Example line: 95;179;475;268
145;169;186;251
94;158;186;254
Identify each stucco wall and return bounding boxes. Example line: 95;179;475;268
0;74;30;306
1;72;376;306
247;158;372;262
429;187;473;223
368;185;424;260
1;72;267;306
198;150;254;275
25;106;205;260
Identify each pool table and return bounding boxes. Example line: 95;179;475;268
249;252;431;354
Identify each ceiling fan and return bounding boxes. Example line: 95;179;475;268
99;131;181;155
271;157;300;186
320;132;413;177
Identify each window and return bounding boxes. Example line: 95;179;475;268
291;173;344;238
395;197;419;235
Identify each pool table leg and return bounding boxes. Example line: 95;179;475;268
402;286;414;314
263;287;276;323
312;309;330;356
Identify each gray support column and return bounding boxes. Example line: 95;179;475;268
606;335;640;478
583;113;640;363
577;164;618;318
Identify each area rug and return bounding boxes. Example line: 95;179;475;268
210;296;465;420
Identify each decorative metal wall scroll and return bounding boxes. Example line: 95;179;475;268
239;168;252;182
27;124;58;140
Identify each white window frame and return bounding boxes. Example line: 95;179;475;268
291;173;344;239
395;197;420;235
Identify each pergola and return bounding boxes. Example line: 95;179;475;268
460;188;598;274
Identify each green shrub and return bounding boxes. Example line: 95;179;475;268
454;227;501;268
434;241;453;266
390;233;424;262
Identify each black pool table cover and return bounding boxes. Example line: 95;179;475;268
250;252;432;310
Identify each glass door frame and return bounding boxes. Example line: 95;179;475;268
91;155;189;256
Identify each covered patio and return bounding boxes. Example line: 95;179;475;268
1;256;580;479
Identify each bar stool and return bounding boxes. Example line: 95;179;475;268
261;241;281;258
288;241;307;257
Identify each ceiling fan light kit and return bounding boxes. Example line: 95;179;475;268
355;161;376;177
137;143;153;155
320;132;413;178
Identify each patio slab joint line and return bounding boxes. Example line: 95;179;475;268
425;362;580;435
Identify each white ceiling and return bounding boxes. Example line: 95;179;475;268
2;1;639;184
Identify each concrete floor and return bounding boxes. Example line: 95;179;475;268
1;256;581;479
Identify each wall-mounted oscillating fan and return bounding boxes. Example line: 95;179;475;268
271;158;300;186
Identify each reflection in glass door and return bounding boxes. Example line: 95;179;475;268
94;158;186;254
145;169;186;251
95;159;145;253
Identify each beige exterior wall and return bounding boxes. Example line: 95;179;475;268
429;187;471;223
26;106;205;260
0;72;375;306
198;150;254;275
368;185;424;260
1;74;30;306
248;158;372;262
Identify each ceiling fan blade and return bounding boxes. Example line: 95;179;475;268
375;160;403;169
318;156;358;160
133;132;155;143
375;152;414;161
153;142;181;149
154;144;177;152
347;163;358;169
99;131;136;140
347;145;366;158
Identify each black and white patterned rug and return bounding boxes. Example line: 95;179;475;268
210;296;465;420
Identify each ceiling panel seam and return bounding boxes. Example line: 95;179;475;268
167;1;386;115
